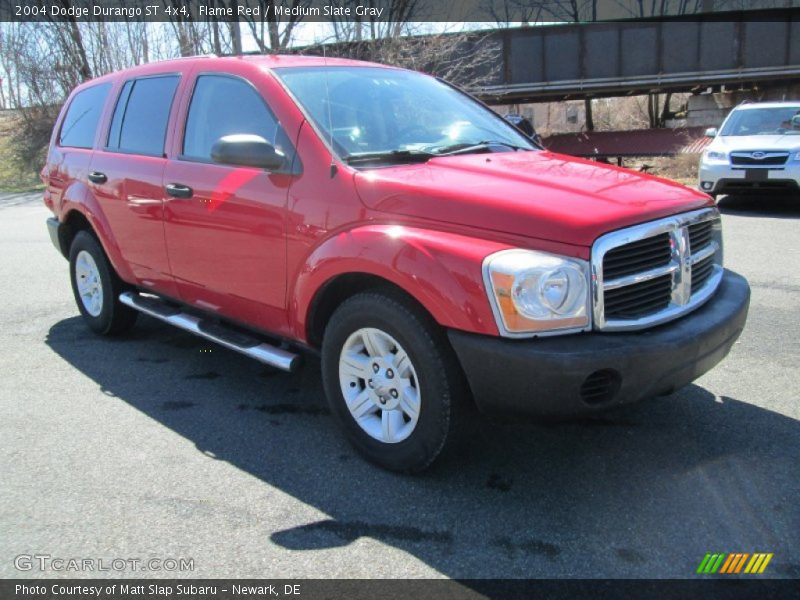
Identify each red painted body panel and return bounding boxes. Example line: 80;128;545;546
43;146;92;216
158;60;309;333
354;151;713;247
283;122;370;340
162;160;291;332
45;55;715;346
89;152;178;297
291;224;508;339
283;122;508;340
60;194;137;284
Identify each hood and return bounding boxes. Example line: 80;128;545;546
713;134;800;153
353;151;711;247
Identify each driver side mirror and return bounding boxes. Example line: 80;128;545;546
210;134;285;170
704;127;718;138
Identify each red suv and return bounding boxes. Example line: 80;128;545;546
43;55;750;472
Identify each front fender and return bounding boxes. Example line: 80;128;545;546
291;224;512;342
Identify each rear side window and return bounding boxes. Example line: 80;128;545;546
107;75;179;156
58;83;112;149
183;75;288;161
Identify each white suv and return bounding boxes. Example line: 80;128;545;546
699;101;800;198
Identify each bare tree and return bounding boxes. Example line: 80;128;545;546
0;3;503;176
0;23;24;109
160;0;213;56
482;0;601;25
306;27;501;92
224;0;243;53
238;0;311;53
481;0;544;26
323;0;422;43
51;0;92;81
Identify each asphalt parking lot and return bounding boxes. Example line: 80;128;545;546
0;190;798;580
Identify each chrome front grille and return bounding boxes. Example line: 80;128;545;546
730;151;788;167
603;232;671;279
592;208;723;331
604;273;672;319
691;255;716;293
688;219;713;251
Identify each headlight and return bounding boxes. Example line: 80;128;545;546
794;152;800;161
483;249;591;337
703;150;727;162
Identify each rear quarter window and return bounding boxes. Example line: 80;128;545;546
106;75;180;156
58;83;112;149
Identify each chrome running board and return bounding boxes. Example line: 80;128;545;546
119;292;299;372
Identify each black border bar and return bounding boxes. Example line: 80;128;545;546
2;1;800;23
3;579;800;600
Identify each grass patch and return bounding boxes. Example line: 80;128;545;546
0;111;44;194
626;154;700;188
0;179;45;194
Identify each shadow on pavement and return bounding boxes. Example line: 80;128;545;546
717;194;800;219
45;315;800;579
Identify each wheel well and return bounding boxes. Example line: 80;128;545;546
60;210;94;256
306;273;432;348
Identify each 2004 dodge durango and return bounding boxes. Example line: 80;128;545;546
43;55;750;472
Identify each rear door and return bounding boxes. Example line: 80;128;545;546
162;72;295;333
45;83;111;212
89;74;182;297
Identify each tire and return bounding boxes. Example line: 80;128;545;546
69;230;138;335
321;290;465;473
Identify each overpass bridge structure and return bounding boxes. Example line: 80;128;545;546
474;8;800;105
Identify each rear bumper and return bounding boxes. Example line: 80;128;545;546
46;217;66;256
448;269;750;417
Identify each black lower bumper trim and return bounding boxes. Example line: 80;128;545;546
448;269;750;417
712;178;799;195
46;217;67;256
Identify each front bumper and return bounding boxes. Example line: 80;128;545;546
699;161;800;195
448;269;750;417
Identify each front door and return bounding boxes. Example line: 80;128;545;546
162;73;294;333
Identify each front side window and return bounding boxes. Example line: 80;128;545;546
182;74;289;161
107;75;180;155
59;83;112;149
274;66;536;162
721;106;800;136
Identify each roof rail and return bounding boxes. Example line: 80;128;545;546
217;51;267;58
144;53;218;65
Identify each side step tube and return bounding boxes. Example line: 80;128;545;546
119;292;300;372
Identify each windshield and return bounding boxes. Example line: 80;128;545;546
720;106;800;136
274;66;536;161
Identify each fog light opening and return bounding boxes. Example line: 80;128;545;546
701;181;713;191
580;369;622;406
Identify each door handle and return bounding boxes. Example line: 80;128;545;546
87;171;107;184
165;183;193;199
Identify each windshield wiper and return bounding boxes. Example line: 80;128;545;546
344;149;435;165
434;140;529;156
343;140;530;165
